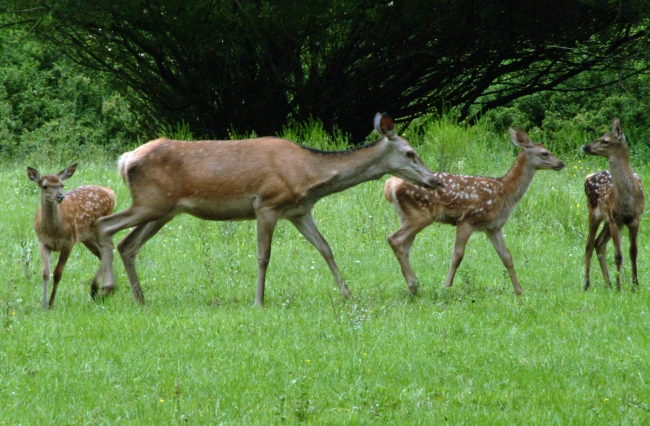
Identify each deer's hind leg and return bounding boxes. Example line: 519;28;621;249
386;215;432;295
595;223;613;288
584;215;602;291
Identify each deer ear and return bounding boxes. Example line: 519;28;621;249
612;118;623;138
509;127;533;148
58;163;78;181
27;167;41;183
374;113;396;139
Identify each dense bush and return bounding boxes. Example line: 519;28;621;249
483;70;650;158
0;30;142;159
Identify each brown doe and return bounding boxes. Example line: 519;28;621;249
582;118;644;291
384;128;564;295
28;163;116;309
96;113;442;306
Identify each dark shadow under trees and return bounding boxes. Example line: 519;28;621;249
2;0;649;142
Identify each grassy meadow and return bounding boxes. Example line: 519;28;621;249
2;120;650;424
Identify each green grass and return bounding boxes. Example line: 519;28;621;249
2;123;650;424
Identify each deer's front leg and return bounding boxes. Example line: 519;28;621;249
289;212;351;299
49;246;72;308
609;222;624;291
38;243;51;310
628;220;640;290
443;223;473;289
487;228;522;295
255;210;280;307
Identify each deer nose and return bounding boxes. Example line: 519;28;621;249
56;194;65;203
555;162;565;171
426;177;444;190
582;145;591;154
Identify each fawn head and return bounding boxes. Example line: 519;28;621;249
582;118;626;159
27;163;78;204
509;128;564;171
374;113;442;190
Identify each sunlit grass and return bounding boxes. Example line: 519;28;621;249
2;122;649;424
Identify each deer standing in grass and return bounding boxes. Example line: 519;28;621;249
28;164;116;309
582;119;644;291
384;128;564;295
96;113;442;306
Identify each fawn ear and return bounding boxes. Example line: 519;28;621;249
58;163;78;181
509;127;534;148
612;118;623;139
27;167;41;183
374;113;397;139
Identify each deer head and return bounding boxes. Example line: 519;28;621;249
509;127;565;171
582;118;627;159
374;113;441;190
27;163;78;204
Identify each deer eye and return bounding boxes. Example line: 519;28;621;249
406;151;416;159
42;185;48;189
542;152;550;157
601;140;609;146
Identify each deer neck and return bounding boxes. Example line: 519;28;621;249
607;149;637;201
307;139;390;197
38;194;64;231
607;151;634;193
499;151;537;207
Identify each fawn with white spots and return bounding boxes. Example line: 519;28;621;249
96;113;442;306
28;163;116;309
384;128;564;295
582;118;644;291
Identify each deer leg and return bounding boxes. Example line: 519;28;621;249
254;210;280;307
583;216;601;291
595;225;612;288
97;206;164;295
289;212;351;299
628;220;640;290
38;243;51;310
49;246;72;309
487;228;523;295
608;222;624;291
82;239;103;300
118;218;172;305
443;223;473;289
386;219;430;295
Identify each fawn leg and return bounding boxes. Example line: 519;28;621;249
443;223;473;289
487;228;523;295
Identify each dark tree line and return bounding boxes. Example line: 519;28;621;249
2;0;649;142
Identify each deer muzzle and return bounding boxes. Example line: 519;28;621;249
56;194;65;203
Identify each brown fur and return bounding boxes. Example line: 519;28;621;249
582;118;644;290
28;164;115;309
96;113;443;306
384;128;564;295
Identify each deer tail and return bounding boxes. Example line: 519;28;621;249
384;177;400;203
118;151;133;185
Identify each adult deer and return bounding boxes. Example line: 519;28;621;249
384;128;564;295
97;113;442;306
28;163;116;309
582;118;644;291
